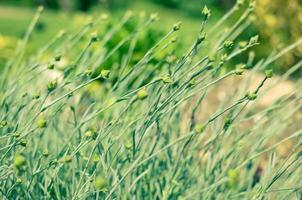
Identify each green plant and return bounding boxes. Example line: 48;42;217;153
0;2;301;199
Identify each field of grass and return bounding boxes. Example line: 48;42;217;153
0;1;301;199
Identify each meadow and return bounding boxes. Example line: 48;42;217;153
0;0;301;199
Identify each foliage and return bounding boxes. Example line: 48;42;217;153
0;2;301;199
253;0;302;77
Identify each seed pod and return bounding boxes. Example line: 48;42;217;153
202;5;211;19
12;132;20;138
189;78;197;87
90;32;98;42
101;70;110;79
227;169;239;189
265;69;273;78
33;92;40;99
173;21;182;31
16;178;22;184
14;154;26;169
20;139;27;147
84;69;93;77
47;80;58;93
42;149;49;157
238;41;248;49
249;35;259;45
235;68;244;75
54;55;61;62
92;154;100;163
137;88;148;100
224;40;234;48
220;54;228;62
236;0;244;7
150;13;159;22
37;118;47;128
196;33;206;45
194;124;205;133
48;63;55;70
0;120;7;128
161;75;172;84
95;175;108;191
249;0;256;9
59;155;72;163
166;55;177;64
247;92;257;101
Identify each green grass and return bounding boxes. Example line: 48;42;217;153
0;2;301;199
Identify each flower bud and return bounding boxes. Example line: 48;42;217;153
14;154;26;169
173;21;182;31
59;155;72;163
37;118;47;128
95;175;108;191
101;70;110;79
265;69;273;78
54;55;61;62
42;149;49;157
249;35;259;45
20;139;28;147
137;88;148;100
47;80;58;93
90;32;98;43
48;63;55;70
247;92;257;101
0;120;7;128
224;40;234;49
196;33;206;44
194;124;205;133
202;5;211;19
161;75;172;84
150;13;159;22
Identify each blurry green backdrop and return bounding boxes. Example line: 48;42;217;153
0;0;301;77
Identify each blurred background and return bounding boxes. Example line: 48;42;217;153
0;0;301;77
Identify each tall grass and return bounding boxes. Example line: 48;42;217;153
0;1;301;199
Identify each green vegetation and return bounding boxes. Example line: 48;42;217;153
0;1;301;199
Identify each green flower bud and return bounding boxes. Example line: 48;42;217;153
150;13;159;22
92;154;100;163
166;55;177;64
54;55;61;62
235;68;244;75
48;63;55;70
20;139;27;147
194;124;205;133
249;35;259;45
59;155;72;163
14;154;26;169
0;120;7;128
238;41;248;49
42;149;49;157
173;21;182;31
101;70;110;79
188;78;197;87
84;69;93;77
90;32;98;42
137;88;148;100
161;75;172;84
265;69;273;78
224;40;234;49
33;92;40;99
16;178;22;184
202;5;211;19
95;175;108;191
196;33;206;44
47;80;58;93
37;118;47;128
247;92;257;101
236;0;245;7
227;169;239;189
12;132;20;138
